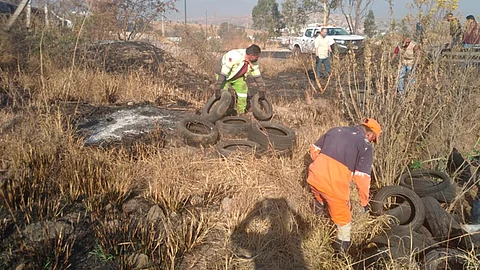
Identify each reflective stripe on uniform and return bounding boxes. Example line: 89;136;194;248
221;49;261;80
236;93;248;98
354;171;370;177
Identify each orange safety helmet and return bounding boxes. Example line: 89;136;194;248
362;118;382;143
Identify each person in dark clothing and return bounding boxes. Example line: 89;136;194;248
446;13;462;48
307;118;381;254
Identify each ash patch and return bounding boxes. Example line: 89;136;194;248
77;104;187;146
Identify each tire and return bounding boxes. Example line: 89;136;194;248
447;148;474;188
201;91;232;123
400;170;456;202
431;184;457;203
248;121;296;151
371;186;425;230
251;94;273;121
423;195;480;249
215;140;262;158
360;246;391;269
371;226;434;259
423;248;466;270
215;116;250;138
416;226;435;242
384;201;411;225
177;117;219;147
422;196;463;242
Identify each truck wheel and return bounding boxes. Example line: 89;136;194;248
292;46;301;57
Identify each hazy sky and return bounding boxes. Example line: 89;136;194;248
166;0;478;22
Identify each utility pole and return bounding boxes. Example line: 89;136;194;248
161;11;165;36
205;10;207;39
184;0;187;25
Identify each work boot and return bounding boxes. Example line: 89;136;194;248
332;239;351;255
311;199;324;216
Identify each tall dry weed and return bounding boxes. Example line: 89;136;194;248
334;33;480;188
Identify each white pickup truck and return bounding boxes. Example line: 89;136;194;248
288;25;365;55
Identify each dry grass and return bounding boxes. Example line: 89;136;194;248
331;35;480;188
1;14;480;270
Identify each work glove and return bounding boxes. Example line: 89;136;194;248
258;90;266;99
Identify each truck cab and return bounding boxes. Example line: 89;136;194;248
289;25;364;56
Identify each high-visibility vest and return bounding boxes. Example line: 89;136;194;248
220;49;261;81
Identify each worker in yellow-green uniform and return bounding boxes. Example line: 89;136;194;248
212;44;266;114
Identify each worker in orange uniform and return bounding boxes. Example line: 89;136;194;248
307;118;381;254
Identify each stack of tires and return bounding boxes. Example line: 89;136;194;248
366;169;479;269
176;92;296;158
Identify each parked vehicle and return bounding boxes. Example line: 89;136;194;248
287;24;365;56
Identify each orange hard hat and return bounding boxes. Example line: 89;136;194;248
362;118;381;143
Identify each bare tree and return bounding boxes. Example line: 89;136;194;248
338;0;374;34
87;0;177;41
281;0;339;33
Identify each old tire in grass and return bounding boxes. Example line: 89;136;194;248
251;93;273;121
215;116;250;138
447;148;475;188
421;196;480;249
177;117;219;147
201;91;232;123
371;186;425;230
215;140;262;158
400;170;455;203
384;201;411;225
423;248;466;270
399;170;451;195
248;121;296;151
422;196;463;242
370;226;436;259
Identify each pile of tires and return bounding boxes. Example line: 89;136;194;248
176;116;261;157
366;169;479;268
177;92;295;158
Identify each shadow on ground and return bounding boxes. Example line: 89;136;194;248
231;198;310;270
